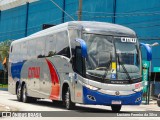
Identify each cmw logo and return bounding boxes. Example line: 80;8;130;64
121;37;137;43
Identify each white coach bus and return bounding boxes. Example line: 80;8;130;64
8;21;144;112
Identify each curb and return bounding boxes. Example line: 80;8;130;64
142;100;157;105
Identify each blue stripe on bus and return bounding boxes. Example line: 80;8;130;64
11;61;25;79
83;86;142;105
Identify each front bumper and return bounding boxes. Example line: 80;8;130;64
83;86;142;105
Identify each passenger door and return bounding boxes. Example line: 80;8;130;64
73;47;84;103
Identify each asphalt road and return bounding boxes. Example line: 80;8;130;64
0;90;160;120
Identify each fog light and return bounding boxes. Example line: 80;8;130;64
87;95;96;101
133;87;143;92
135;97;141;102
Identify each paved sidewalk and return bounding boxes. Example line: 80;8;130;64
0;104;18;111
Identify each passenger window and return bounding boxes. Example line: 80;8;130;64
36;38;45;58
10;46;13;53
28;40;36;59
69;29;79;41
21;42;27;60
21;42;27;54
13;43;21;62
56;31;70;58
45;34;56;57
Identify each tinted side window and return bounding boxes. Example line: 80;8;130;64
9;45;13;62
28;40;36;59
12;44;18;62
10;45;13;53
36;38;45;58
21;41;28;60
14;43;21;62
45;34;56;57
56;31;70;58
69;29;79;41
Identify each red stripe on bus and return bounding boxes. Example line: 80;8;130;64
46;59;60;100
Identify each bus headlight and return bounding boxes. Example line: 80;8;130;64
84;84;99;91
133;87;143;92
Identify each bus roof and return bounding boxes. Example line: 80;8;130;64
73;21;136;37
11;21;136;45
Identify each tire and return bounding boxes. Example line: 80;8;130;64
17;84;22;102
64;87;75;110
157;99;160;107
111;105;122;112
22;84;31;103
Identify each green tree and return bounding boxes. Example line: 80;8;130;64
0;40;12;71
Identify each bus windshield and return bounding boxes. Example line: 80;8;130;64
83;34;114;80
83;34;141;82
114;37;141;80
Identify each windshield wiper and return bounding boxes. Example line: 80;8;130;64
117;54;132;83
102;63;110;81
102;53;112;82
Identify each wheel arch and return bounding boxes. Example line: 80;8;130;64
62;81;74;102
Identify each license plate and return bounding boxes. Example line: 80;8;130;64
112;100;121;104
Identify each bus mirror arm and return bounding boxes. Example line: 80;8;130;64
140;43;152;61
75;38;88;58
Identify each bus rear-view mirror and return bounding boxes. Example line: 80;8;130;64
75;38;88;58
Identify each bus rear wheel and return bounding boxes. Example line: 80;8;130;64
64;87;75;110
111;105;122;112
22;84;29;103
17;84;22;102
157;99;160;107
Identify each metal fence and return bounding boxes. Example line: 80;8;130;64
152;81;160;97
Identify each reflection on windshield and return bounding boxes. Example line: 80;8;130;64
115;38;139;67
82;35;141;81
115;41;139;66
115;37;141;80
83;34;114;79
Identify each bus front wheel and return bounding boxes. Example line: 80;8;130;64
111;105;122;112
65;87;75;110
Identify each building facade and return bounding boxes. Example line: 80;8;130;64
0;0;160;74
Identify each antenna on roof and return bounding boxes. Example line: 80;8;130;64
50;0;75;21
